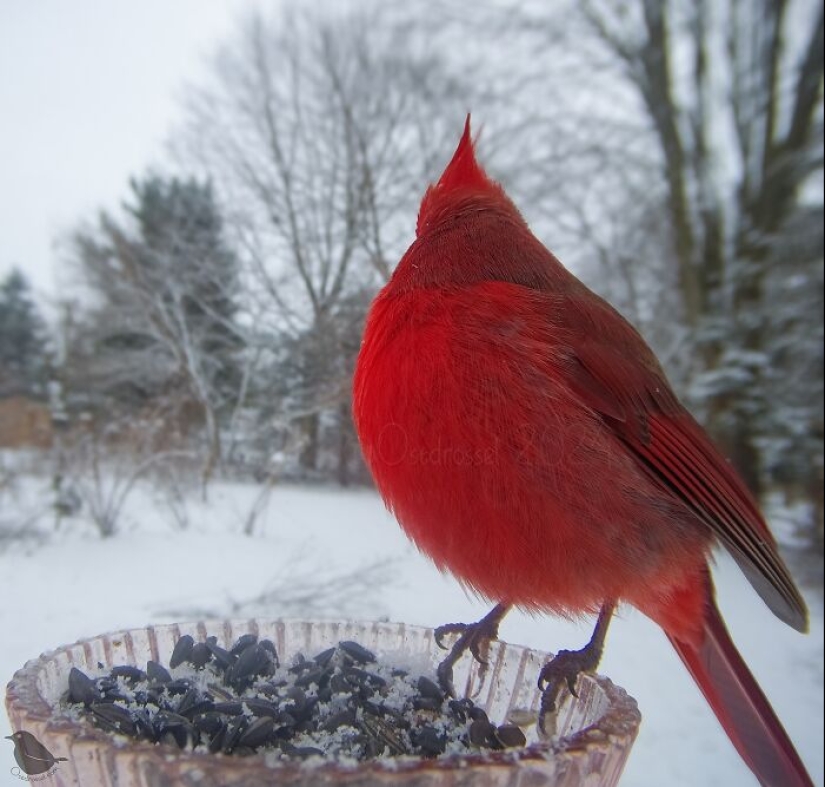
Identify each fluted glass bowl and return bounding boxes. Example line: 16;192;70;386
5;619;640;786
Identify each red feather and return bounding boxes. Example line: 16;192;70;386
670;571;811;787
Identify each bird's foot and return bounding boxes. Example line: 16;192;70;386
434;604;509;697
537;644;602;734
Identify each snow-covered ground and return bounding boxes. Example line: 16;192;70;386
1;478;822;787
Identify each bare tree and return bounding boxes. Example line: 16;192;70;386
176;4;466;478
579;0;823;499
66;174;246;491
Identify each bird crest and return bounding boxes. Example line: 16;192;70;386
416;115;502;236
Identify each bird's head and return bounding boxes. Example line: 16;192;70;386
415;115;516;238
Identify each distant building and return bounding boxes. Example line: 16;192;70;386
0;396;53;449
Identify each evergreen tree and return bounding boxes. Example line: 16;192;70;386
0;268;50;397
68;173;245;484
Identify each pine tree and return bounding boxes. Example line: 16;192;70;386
0;268;50;398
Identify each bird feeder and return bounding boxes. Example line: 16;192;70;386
5;619;640;786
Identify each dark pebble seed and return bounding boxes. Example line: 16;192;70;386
339;641;375;664
169;635;194;669
494;724;527;748
68;668;101;705
229;633;258;657
146;660;172;684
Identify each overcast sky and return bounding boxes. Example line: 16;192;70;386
0;1;266;304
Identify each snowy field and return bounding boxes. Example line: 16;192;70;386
1;478;822;787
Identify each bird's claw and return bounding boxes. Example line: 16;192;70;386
434;621;493;697
434;622;470;651
433;607;508;698
537;647;599;733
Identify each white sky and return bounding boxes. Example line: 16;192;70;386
0;1;264;304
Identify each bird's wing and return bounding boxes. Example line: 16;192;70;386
556;291;808;632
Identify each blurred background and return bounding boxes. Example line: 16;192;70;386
0;1;822;784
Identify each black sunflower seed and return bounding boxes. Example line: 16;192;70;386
111;665;146;683
321;709;358;732
65;632;528;761
90;702;138;736
413;697;442;712
208;723;227;753
338;641;375;664
243;698;280;718
206;642;233;671
192;711;224;737
469;717;497;747
417;676;444;702
68;668;102;705
222;715;248;754
494;724;527;748
146;660;172;684
229;633;258;657
189;642;211;669
169;635;194;668
239;716;275;749
294;666;324;688
165;678;194;695
412;725;446;757
213;701;244;716
313;647;336;667
259;640;279;666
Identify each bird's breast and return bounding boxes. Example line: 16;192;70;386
353;282;706;614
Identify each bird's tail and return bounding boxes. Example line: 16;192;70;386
667;581;812;787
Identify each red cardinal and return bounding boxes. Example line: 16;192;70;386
353;117;811;787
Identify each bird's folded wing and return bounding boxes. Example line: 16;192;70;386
560;299;808;633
